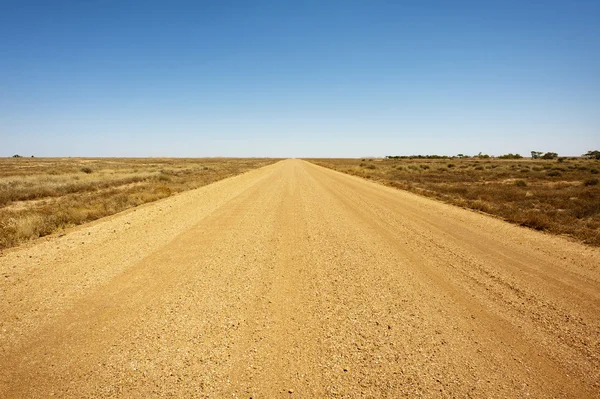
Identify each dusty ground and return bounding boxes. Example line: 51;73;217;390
1;159;599;398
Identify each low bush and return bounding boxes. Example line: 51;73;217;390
519;211;551;230
584;178;599;186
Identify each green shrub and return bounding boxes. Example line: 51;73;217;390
541;152;558;160
498;153;523;159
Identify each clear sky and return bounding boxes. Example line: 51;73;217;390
1;0;599;157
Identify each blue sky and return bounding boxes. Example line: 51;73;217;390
1;0;599;157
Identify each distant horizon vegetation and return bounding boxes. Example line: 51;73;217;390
8;150;600;160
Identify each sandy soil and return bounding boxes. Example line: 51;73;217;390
1;159;598;398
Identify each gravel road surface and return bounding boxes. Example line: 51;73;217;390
1;159;599;398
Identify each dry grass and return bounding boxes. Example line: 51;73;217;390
307;157;600;246
0;157;278;250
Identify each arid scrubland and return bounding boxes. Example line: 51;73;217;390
0;157;278;250
308;157;600;246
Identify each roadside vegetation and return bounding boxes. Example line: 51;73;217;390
0;158;277;250
308;153;600;246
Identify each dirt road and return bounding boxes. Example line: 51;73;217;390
1;159;599;398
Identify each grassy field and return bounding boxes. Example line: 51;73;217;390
0;157;278;250
307;157;600;246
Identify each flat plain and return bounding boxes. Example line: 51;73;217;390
309;157;600;246
1;159;598;398
0;157;278;250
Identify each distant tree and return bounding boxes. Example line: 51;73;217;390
531;151;543;159
541;152;558;160
12;154;22;158
477;152;490;159
498;153;523;159
583;150;600;160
